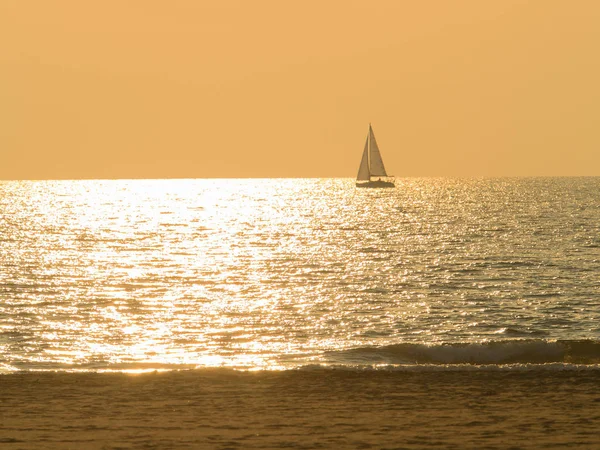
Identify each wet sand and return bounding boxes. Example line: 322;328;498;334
1;369;599;449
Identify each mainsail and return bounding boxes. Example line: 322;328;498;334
367;125;388;177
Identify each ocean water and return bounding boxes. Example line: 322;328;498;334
1;178;599;373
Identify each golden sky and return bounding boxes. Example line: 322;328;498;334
1;0;599;179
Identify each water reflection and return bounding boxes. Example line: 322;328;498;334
0;178;599;370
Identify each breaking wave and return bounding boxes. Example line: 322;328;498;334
324;339;600;366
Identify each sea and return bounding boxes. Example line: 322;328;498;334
1;177;599;373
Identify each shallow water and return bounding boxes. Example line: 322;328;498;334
1;178;599;371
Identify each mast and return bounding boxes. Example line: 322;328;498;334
368;123;371;179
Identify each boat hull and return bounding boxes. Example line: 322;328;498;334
356;180;395;188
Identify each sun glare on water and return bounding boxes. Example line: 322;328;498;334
2;178;599;371
5;179;350;370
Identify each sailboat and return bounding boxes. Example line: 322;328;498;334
356;124;395;188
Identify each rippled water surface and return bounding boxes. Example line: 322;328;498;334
1;178;599;371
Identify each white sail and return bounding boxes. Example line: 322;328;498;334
368;125;388;177
356;136;370;181
355;124;394;188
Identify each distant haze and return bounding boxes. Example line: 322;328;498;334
2;0;599;179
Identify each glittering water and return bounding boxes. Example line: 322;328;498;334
1;178;599;372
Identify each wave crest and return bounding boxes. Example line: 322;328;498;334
325;339;600;366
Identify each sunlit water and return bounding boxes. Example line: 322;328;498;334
1;178;599;372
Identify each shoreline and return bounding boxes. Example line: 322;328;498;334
2;369;599;449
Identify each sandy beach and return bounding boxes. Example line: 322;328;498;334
1;368;599;449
